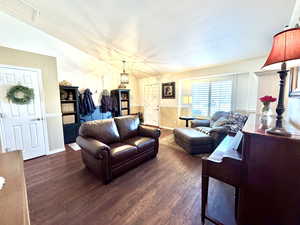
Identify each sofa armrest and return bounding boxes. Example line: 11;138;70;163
138;125;161;139
209;126;228;134
76;136;110;159
209;126;229;147
191;119;210;128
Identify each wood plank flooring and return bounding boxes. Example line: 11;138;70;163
24;129;235;225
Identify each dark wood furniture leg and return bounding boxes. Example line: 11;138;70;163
235;187;239;219
201;174;209;224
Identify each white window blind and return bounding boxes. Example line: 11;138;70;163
192;82;209;117
210;80;232;115
192;79;233;117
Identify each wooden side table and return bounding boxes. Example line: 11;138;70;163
0;151;31;225
179;116;195;127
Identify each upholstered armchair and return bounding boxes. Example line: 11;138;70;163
174;111;247;154
190;111;231;147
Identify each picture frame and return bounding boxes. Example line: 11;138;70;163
162;82;175;99
289;67;300;97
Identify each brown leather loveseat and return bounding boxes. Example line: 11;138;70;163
76;115;161;184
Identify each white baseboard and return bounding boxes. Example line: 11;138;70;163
47;148;65;155
159;126;174;130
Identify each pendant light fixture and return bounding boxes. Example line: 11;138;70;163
120;60;129;85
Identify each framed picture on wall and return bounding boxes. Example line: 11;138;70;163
162;82;175;99
289;67;300;97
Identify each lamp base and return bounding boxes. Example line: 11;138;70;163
265;62;291;138
267;126;291;137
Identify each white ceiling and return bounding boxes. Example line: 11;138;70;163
0;0;297;76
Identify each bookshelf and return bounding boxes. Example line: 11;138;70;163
59;86;80;144
110;89;130;117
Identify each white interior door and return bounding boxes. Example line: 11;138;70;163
0;66;48;160
144;84;160;126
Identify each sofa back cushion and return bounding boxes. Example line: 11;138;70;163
79;119;120;144
212;117;232;128
210;111;230;126
114;115;140;140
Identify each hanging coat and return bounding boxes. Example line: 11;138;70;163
100;95;112;113
80;89;96;116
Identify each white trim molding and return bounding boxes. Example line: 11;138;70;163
255;70;278;77
159;125;174;130
47;148;65;155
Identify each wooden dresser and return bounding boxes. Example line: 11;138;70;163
0;151;30;225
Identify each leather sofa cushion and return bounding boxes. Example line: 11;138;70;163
124;136;155;152
110;143;138;165
114;115;140;140
174;128;213;145
79;119;120;144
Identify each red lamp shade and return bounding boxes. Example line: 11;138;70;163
263;28;300;69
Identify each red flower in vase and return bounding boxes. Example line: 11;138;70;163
259;95;277;103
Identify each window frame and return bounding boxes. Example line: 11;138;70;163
191;76;234;117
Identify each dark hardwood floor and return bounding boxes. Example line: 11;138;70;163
24;129;235;225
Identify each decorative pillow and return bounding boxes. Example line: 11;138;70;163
212;117;232;128
224;112;248;133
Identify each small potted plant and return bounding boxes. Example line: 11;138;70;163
259;95;277;116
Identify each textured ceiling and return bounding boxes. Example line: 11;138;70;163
0;0;296;76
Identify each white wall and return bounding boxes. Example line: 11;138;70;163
255;70;290;116
139;57;265;111
0;12;139;152
0;12;127;102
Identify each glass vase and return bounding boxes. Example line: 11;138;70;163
261;102;272;117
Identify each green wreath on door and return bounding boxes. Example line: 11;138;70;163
6;85;34;105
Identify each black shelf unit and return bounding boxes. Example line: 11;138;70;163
62;112;76;115
111;89;130;117
59;86;80;144
61;100;77;103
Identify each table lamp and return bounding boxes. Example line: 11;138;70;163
263;27;300;136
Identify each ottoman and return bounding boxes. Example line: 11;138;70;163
174;128;214;154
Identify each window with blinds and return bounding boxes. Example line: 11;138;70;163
192;82;210;117
191;79;233;117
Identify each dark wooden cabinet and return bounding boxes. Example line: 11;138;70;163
111;89;130;117
238;115;300;225
202;114;300;225
0;151;31;225
59;86;80;144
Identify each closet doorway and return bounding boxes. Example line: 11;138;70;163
0;65;48;160
144;84;160;126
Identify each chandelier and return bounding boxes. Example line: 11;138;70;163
120;60;129;85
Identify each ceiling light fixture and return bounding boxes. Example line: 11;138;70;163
119;60;129;88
